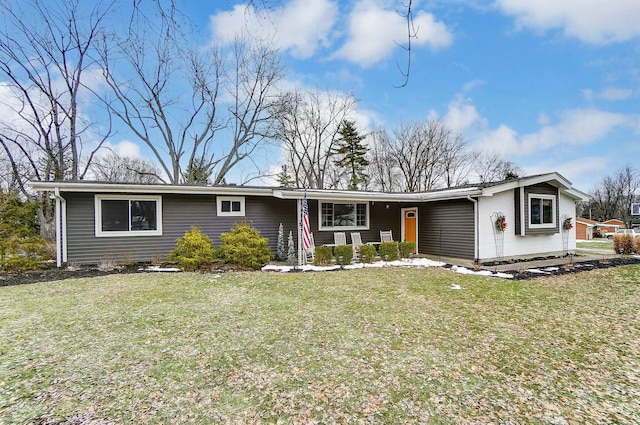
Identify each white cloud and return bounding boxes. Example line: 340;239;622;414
333;1;453;67
494;0;640;44
582;87;634;101
209;0;338;59
519;109;628;153
101;139;142;159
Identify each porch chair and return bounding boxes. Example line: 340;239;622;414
380;230;393;243
350;232;363;260
333;232;347;246
305;232;315;264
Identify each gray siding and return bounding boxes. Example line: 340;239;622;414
63;192;297;265
306;200;407;246
418;199;475;259
521;183;559;235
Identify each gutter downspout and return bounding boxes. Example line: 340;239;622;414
52;188;67;267
467;195;479;262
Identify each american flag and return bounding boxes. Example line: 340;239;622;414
302;191;311;250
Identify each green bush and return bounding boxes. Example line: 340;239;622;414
357;244;377;263
0;193;51;272
398;241;416;258
379;241;399;261
313;246;332;266
334;245;353;264
613;234;635;255
167;226;217;271
219;221;271;269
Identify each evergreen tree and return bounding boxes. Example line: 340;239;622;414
277;165;295;187
183;156;214;185
332;120;369;190
287;231;296;265
276;223;286;261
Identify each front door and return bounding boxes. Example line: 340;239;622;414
402;207;418;253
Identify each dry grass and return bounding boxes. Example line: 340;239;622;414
1;266;639;424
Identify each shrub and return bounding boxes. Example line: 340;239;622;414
398;241;416;258
379;241;399;261
613;234;635;255
219;221;271;269
357;244;377;263
334;245;353;264
313;246;332;266
635;237;640;255
0;193;50;272
167;226;217;271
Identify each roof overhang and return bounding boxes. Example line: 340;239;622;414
479;172;590;202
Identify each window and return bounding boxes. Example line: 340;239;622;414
217;196;245;216
529;194;556;228
95;195;162;237
320;202;368;230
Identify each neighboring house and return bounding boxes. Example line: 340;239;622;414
600;219;625;235
30;172;589;267
576;217;600;240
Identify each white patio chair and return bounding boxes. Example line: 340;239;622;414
350;232;363;260
334;232;347;246
380;230;393;243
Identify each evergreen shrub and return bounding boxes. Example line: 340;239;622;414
379;241;399;261
398;241;416;258
0;193;50;272
313;246;332;266
167;226;217;271
334;245;353;264
220;221;271;269
357;244;377;263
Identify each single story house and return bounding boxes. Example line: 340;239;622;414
576;217;600;240
30;172;589;267
600;219;625;234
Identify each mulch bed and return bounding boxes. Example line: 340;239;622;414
500;256;640;280
2;257;640;287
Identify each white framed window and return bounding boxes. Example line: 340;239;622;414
95;195;162;237
217;196;245;217
528;194;556;228
319;201;369;230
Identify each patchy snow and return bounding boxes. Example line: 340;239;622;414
263;258;445;273
139;265;182;272
263;259;515;279
450;265;514;279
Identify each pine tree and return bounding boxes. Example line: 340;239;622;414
332;120;369;190
277;165;295;187
276;223;286;261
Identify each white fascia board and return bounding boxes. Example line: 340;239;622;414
480;172;574;197
275;187;483;202
28;181;273;197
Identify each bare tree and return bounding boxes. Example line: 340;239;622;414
384;119;468;192
366;130;402;192
589;165;640;226
271;89;357;189
90;151;160;183
0;0;114;196
99;1;284;185
474;150;520;183
213;39;285;185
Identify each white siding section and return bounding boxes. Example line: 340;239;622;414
477;190;576;261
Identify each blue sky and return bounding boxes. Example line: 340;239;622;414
135;0;640;192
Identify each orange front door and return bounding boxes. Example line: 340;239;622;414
402;208;418;253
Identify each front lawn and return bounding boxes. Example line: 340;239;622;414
1;266;639;424
577;240;614;250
